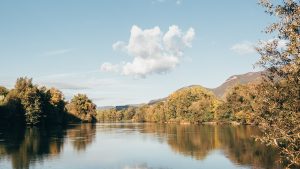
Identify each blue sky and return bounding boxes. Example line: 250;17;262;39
0;0;276;106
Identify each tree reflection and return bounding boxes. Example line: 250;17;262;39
218;126;280;169
0;123;282;169
67;123;96;151
0;126;66;169
141;124;282;169
0;124;97;169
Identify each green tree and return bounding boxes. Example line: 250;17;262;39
10;77;44;125
188;97;217;123
67;94;96;122
21;86;43;125
165;86;218;123
14;77;34;97
40;87;66;124
217;84;257;124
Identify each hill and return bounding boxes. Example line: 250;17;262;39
149;71;263;103
97;71;263;109
210;71;262;98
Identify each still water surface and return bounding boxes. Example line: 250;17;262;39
0;123;282;169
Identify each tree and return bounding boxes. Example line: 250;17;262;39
14;77;34;97
165;86;218;123
133;106;146;122
40;87;66;124
0;77;96;125
124;107;136;120
0;86;8;97
67;94;96;122
9;77;44;125
188;98;215;123
0;86;8;107
21;86;43;125
217;84;257;124
256;0;300;167
48;88;66;122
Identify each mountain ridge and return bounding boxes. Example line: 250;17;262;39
97;71;263;110
209;71;263;98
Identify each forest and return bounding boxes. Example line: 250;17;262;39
0;77;97;126
0;0;299;168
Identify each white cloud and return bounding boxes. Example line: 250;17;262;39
112;41;126;51
35;71;114;91
100;62;119;73
231;39;288;55
183;28;195;47
230;41;256;55
34;71;141;105
102;25;195;78
43;48;73;56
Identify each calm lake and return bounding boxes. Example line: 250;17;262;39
0;123;282;169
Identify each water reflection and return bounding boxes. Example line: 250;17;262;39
0;123;281;169
0;124;96;169
0;126;65;169
67;124;96;151
141;124;280;168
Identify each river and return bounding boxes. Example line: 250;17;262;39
0;123;282;169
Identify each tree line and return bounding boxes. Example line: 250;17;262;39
0;77;97;126
96;83;259;125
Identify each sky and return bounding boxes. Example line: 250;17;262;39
0;0;277;106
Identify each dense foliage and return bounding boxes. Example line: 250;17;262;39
66;94;97;122
165;86;219;123
253;0;300;167
0;77;96;125
97;83;262;125
97;86;221;124
217;84;258;124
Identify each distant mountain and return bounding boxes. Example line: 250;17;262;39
209;71;263;98
174;85;206;92
97;106;115;110
147;85;210;105
148;98;166;105
98;104;145;111
146;71;263;104
97;71;263;109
